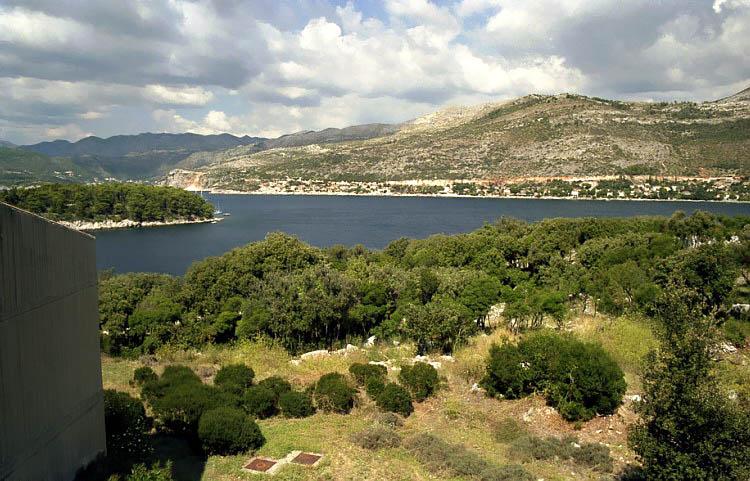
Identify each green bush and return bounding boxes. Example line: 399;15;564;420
349;363;387;385
482;332;626;422
198;407;265;455
398;362;439;402
511;435;612;472
140;365;202;403
375;384;413;417
365;376;386;399
214;364;255;395
351;425;401;450
242;386;278;419
103;389;152;460
256;375;292;400
150;383;225;434
278;390;315;418
132;367;158;386
480;342;530;399
314;373;356;414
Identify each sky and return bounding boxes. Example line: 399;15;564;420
0;0;749;145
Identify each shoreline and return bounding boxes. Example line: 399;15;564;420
60;216;220;232
197;188;750;204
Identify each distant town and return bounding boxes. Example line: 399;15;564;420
183;174;750;202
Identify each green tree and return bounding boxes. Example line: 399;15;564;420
629;288;750;480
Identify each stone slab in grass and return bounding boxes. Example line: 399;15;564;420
243;457;281;475
243;450;324;475
290;451;324;467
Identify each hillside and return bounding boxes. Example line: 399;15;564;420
174;124;398;171
166;90;750;191
20;132;265;180
0;146;97;186
13;126;399;182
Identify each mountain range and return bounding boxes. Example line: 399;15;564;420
2;87;749;188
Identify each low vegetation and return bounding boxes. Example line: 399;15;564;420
93;211;750;480
510;435;613;472
350;425;402;450
404;433;534;481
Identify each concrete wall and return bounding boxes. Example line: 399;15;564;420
0;203;105;481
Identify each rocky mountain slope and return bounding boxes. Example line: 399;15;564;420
166;89;750;191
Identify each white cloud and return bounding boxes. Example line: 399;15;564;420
142;85;214;106
79;111;106;120
45;123;92;141
0;7;88;48
455;0;501;17
152;109;247;136
713;0;750;13
1;0;749;144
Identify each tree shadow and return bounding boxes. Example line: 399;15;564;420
150;434;208;481
74;434;207;481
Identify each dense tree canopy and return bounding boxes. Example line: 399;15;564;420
0;183;213;222
98;212;750;356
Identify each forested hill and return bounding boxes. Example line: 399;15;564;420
13;125;397;183
0;146;98;186
18;133;265;181
0;183;214;223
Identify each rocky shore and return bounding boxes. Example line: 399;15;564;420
60;217;218;231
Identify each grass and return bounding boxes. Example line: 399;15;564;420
101;314;670;481
574;314;658;391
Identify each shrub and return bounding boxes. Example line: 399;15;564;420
365;376;386;399
372;411;404;428
198;407;265;455
480;342;530;399
351;425;401;450
142;365;202;402
492;418;526;443
242;386;278;419
482;332;626;422
160;365;201;385
150;383;224;434
132;367;158;386
103;389;152;460
278;390;315;418
510;435;612;472
398;362;439;402
314;373;356;414
214;364;255;395
375;384;413;417
349;363;387;385
256;375;292;400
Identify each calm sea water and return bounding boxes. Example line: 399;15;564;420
95;194;750;275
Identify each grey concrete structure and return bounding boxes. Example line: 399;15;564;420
1;203;105;481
